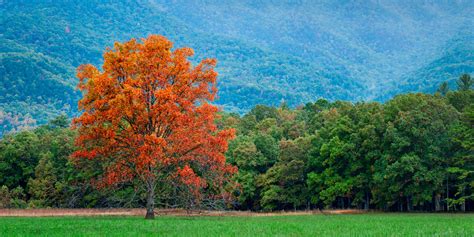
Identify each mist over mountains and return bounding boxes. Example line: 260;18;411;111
1;0;473;134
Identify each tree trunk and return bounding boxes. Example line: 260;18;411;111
145;181;155;219
461;189;466;212
406;196;412;212
446;178;449;212
364;192;370;210
435;193;441;212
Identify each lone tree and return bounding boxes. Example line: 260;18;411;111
72;35;236;219
457;73;472;91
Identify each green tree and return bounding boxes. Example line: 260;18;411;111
457;74;473;91
437;81;449;96
259;137;311;210
0;131;40;188
0;185;10;208
447;89;474;112
447;104;474;211
376;94;458;211
27;152;59;207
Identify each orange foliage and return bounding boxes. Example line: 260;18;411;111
72;35;236;200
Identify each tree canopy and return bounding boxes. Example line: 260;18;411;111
72;35;236;218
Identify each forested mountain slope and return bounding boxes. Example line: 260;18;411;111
1;0;473;134
377;31;474;101
163;0;473;99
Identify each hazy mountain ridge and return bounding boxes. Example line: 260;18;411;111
376;30;474;101
0;0;472;135
161;0;473;98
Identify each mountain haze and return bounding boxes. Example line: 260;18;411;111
1;0;473;134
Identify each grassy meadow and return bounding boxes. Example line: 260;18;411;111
0;213;473;236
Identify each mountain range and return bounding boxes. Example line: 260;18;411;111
1;0;473;135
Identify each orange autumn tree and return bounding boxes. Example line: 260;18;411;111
72;35;236;219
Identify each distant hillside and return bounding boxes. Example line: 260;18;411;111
0;0;473;135
163;0;473;99
377;31;474;101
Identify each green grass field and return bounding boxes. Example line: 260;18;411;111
0;214;472;236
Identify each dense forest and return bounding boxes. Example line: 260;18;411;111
1;75;472;212
1;1;473;134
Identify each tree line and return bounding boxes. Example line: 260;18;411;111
0;74;472;212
